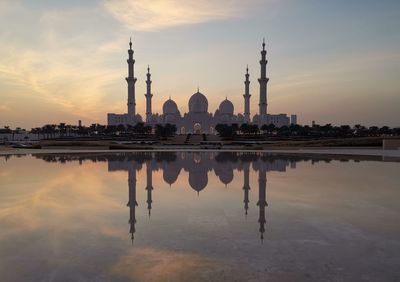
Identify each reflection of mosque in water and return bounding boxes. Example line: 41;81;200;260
26;152;373;243
107;152;297;243
30;152;342;242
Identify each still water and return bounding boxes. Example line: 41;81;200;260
0;152;399;281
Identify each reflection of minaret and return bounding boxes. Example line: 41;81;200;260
243;165;251;216
258;38;269;117
146;164;153;217
145;65;153;122
127;167;138;244
243;65;251;123
126;37;137;117
257;168;267;242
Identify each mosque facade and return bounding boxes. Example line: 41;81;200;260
107;39;297;133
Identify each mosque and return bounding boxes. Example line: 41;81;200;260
107;39;297;133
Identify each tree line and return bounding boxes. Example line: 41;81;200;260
214;123;400;138
1;122;398;140
0;123;177;139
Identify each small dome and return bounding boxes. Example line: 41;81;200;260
163;98;178;115
218;98;234;115
135;114;143;122
189;91;208;113
252;114;260;123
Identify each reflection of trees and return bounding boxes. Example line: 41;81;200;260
34;152;154;164
154;152;177;163
214;152;239;163
31;151;382;167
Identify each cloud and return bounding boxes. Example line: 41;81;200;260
103;0;260;31
0;104;11;112
0;3;128;126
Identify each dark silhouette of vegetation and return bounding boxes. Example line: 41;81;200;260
154;123;177;138
1;122;399;141
240;123;259;135
214;123;400;139
215;124;237;138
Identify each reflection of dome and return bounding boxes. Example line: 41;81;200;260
219;98;234;115
189;172;208;193
218;169;233;185
163;167;181;185
189;91;208;113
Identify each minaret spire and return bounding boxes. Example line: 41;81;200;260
258;38;269;119
243;65;251;123
145;64;153;122
126;38;137;117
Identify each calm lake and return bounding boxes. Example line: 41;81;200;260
0;152;399;281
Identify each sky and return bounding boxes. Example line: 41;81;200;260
0;0;399;129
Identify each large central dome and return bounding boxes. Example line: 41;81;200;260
188;91;208;113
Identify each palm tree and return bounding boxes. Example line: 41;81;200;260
240;123;250;135
267;124;276;136
260;124;268;135
58;123;66;137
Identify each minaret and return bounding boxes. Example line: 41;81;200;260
243;165;251;216
145;163;153;217
126;37;137;117
257;167;268;242
258;38;269;117
127;167;138;244
243;65;251;123
145;65;153;122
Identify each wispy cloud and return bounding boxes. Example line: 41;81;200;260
0;3;128;126
103;0;261;31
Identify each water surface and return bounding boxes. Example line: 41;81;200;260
0;152;399;281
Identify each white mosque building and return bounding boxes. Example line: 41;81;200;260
107;39;297;134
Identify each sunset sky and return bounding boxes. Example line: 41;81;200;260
0;0;399;129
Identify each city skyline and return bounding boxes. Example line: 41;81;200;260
1;0;399;129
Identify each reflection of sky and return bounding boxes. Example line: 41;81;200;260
0;153;400;281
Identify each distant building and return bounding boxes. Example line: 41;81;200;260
107;38;297;133
291;115;297;125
